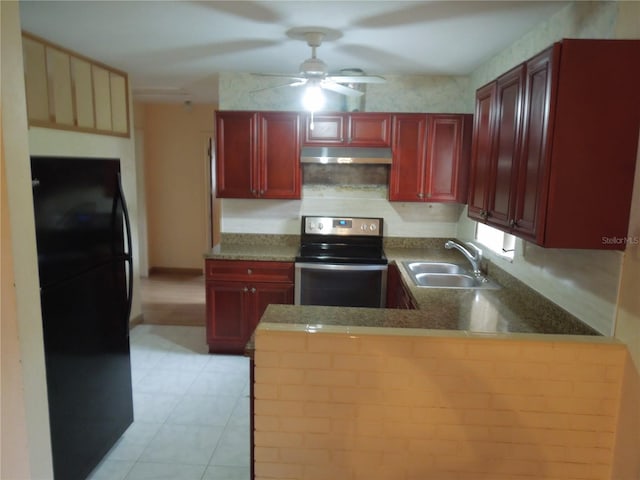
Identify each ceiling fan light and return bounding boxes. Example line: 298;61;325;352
302;85;325;112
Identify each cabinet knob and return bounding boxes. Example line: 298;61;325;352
259;190;265;195
250;287;256;294
247;268;252;275
417;193;424;199
243;287;249;292
509;219;519;228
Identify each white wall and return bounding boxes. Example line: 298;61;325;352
222;186;462;238
220;73;471;113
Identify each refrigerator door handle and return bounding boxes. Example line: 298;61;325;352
117;173;134;329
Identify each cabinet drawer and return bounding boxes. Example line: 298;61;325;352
206;259;294;283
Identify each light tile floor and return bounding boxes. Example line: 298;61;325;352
88;324;251;480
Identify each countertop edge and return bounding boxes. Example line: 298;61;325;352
255;320;617;344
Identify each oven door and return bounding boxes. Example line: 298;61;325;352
295;262;388;308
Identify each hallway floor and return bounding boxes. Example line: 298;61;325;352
139;272;206;326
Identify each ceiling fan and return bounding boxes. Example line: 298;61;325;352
253;28;386;101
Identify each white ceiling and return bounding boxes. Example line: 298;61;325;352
19;0;570;104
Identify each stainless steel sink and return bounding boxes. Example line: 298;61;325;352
401;261;500;290
404;261;468;275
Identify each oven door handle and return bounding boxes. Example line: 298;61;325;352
294;263;388;271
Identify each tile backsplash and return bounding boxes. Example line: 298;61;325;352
221;186;463;239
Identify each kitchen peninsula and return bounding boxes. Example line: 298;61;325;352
252;309;624;480
206;236;627;479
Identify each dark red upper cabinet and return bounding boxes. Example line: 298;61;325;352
348;113;392;146
215;111;256;199
303;113;391;147
389;113;471;203
216;111;301;199
468;39;640;250
425;114;472;203
468;83;496;221
389;114;428;201
486;65;525;230
258;112;301;199
303;114;345;144
512;45;558;243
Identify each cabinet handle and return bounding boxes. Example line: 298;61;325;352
247;268;252;275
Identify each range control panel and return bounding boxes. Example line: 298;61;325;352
303;216;383;236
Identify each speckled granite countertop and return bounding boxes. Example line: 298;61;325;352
385;245;597;336
205;235;600;354
204;234;299;262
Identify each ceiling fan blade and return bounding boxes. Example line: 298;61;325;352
321;82;364;97
328;75;386;84
252;73;307;81
251;80;307;94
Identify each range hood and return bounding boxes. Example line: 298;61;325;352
300;146;393;164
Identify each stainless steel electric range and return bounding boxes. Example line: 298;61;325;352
294;215;388;308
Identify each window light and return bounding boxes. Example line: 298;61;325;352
476;223;515;260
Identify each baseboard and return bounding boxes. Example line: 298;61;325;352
129;314;144;329
148;267;203;275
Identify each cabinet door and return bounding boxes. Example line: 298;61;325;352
216;112;257;198
348;113;391;146
513;46;555;242
303;114;345;144
486;65;524;229
468;83;496;220
258;112;301;199
425;115;471;202
249;283;294;334
23;37;50;123
206;281;248;354
389;114;428;201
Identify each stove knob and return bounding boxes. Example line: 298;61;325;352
370;224;377;231
317;223;323;230
360;224;367;231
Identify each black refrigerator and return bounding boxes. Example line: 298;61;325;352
31;156;134;480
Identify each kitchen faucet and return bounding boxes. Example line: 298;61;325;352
444;240;483;276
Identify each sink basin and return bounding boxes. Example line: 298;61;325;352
401;261;500;290
404;261;468;275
